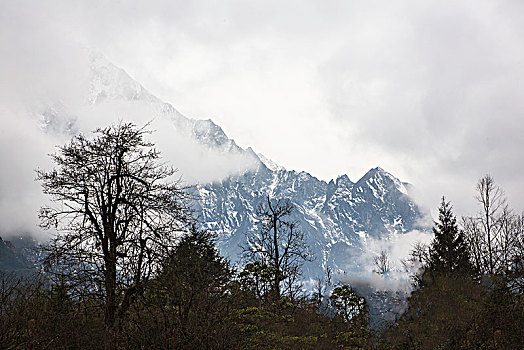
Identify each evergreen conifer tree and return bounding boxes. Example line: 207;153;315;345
428;197;471;273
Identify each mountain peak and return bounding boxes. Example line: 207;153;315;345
357;167;390;183
335;174;353;186
88;50;159;105
368;166;386;176
354;166;409;198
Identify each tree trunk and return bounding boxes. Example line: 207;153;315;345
272;212;280;300
104;258;117;328
104;226;118;329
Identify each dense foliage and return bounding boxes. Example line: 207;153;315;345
428;197;471;273
381;187;524;349
0;235;371;349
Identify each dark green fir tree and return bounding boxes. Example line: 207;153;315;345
428;197;471;273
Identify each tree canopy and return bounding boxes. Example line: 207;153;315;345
37;122;191;328
428;197;471;274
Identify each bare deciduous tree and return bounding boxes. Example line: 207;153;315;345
476;175;506;274
402;241;431;286
462;216;484;272
497;206;519;274
461;175;523;275
374;249;391;275
312;266;333;308
242;196;312;300
37;123;191;328
410;241;430;266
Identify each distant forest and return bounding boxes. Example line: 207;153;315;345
1;123;522;349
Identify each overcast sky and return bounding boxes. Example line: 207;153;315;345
1;0;524;231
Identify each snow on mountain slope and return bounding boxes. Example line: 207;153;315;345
193;165;427;280
35;51;429;282
257;153;285;172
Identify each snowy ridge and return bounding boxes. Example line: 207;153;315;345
257;153;285;172
193;166;427;279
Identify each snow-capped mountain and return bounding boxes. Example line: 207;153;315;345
193;164;425;279
35;51;429;281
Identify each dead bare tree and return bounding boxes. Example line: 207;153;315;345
462;216;484;272
402;241;430;286
312;266;332;309
242;196;313;301
374;250;391;275
410;241;430;266
476;175;506;274
460;174;524;278
37;123;191;329
497;206;519;274
462;175;513;275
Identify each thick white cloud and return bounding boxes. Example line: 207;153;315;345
1;0;524;237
